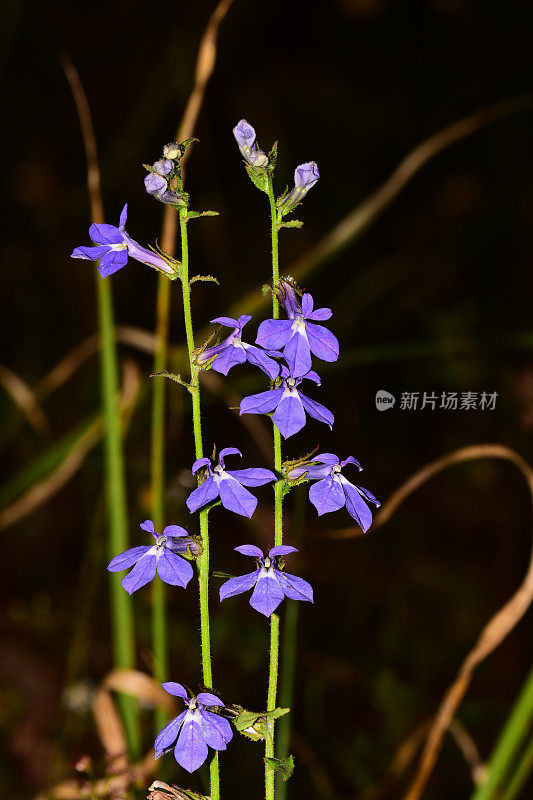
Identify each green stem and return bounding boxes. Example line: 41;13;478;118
276;486;307;800
151;275;171;735
500;733;533;800
469;665;533;800
266;173;283;800
97;276;140;759
178;206;219;800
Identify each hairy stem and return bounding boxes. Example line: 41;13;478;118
266;173;283;800
276;485;307;799
178;206;219;800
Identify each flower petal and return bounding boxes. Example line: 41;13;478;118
219;570;260;601
154;711;186;758
197;692;224;707
275;570;314;603
210;316;239;327
309;476;345;516
202;710;233;744
301;293;314;316
192;457;211;474
98;248;128;278
249;573;285;617
240;388;284;416
119;204;128;230
269;545;298;557
235;544;264;558
305;322;339;363
89;222;123;245
71;244;110;261
107;545;151;572
121;553;158;594
307;307;332;322
340;479;374;532
273;395;306;439
175;716;208;773
243;344;281;380
211;345;246;375
356;484;381;507
162;682;189;699
256;319;294;350
299;393;334;429
218;476;257;517
163;524;188;537
219;447;242;461
198;714;226;750
283;330;312;378
340;455;363;471
226;467;276;487
157;549;193;588
186;476;219;513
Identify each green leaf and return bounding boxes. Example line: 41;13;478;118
150;371;192;393
267;141;278;169
245;163;268;193
187;210;219;220
279;219;303;230
189;274;219;285
265;754;295;781
231;706;290;741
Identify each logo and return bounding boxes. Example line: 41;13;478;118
375;390;395;410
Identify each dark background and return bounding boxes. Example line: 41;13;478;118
2;0;533;797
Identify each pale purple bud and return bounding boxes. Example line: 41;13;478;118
277;161;320;213
233;119;268;168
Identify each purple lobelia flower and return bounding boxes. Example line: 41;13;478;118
233;119;268;168
277;161;320;214
186;448;276;518
144;159;186;205
288;454;380;532
256;280;339;377
107;520;197;594
154;683;232;773
219;545;313;617
197;315;280;380
239;366;333;439
71;204;175;278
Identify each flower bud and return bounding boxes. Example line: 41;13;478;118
233;119;268;168
277;161;319;214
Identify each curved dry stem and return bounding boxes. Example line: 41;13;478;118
61;56;103;223
345;444;533;800
0;364;50;439
33;669;173;800
0;362;140;532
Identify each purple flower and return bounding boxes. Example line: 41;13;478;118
107;520;197;594
220;544;313;617
240;367;333;439
288;454;380;532
155;683;232;773
197;315;281;380
144;159;186;205
277;161;320;214
71;204;175;278
256;281;339;377
233;119;268;168
186;448;276;518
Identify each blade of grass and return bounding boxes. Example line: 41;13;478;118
63;57;140;759
469;665;533;800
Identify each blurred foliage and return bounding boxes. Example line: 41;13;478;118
2;0;533;798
